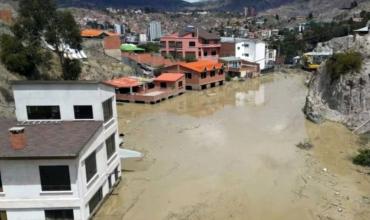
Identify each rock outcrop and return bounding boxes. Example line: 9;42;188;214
304;34;370;134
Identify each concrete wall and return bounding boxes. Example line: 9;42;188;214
13;83;116;122
235;41;266;70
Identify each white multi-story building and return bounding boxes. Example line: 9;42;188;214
0;81;122;220
220;37;276;70
147;21;162;42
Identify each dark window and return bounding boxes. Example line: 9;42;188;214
0;211;7;220
85;152;97;183
0;171;3;192
39;166;71;191
189;41;196;47
114;166;119;181
203;51;208;56
175;42;182;48
210;71;216;77
211;50;217;56
89;187;103;214
219;69;224;75
106;133;116;160
201;72;207;79
102;98;113;122
160;82;167;88
74;106;93;119
27;106;60;120
108;175;112;189
178;81;183;88
169;41;175;48
45;209;74;220
185;73;192;79
203;40;209;44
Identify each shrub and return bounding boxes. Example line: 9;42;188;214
184;54;197;63
326;51;362;81
353;149;370;167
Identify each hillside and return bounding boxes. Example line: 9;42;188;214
193;0;295;11
57;0;191;10
263;0;370;21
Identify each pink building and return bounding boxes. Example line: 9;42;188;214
160;27;221;61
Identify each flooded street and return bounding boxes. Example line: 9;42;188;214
95;73;370;220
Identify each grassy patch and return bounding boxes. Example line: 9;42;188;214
353;149;370;167
326;51;362;81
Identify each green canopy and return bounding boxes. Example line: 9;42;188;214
120;44;145;52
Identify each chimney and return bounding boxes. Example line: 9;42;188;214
9;127;27;150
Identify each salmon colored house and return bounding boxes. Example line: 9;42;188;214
81;29;118;38
161;60;225;90
160;26;221;61
105;74;185;104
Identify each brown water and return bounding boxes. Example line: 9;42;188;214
95;73;370;220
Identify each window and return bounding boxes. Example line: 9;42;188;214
237;47;240;50
175;42;182;48
243;53;249;57
178;81;183;88
106;133;116;160
243;43;249;47
89;187;103;214
114;166;119;181
211;51;217;56
39;166;71;191
0;172;3;192
201;72;207;79
85;152;97;183
102;98;113;122
219;69;224;75
185;73;192;79
74;105;93;119
189;41;196;47
0;211;7;220
160;82;167;89
45;210;74;220
27;106;60;120
203;51;208;56
210;71;216;77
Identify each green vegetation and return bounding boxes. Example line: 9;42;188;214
326;51;362;81
270;11;370;63
353;149;370;167
184;54;197;62
140;42;160;53
0;0;82;80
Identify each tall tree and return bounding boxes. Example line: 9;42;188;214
45;10;82;79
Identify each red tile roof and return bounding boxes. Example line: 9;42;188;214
154;73;184;82
180;60;223;73
81;29;119;38
105;77;141;88
122;52;176;68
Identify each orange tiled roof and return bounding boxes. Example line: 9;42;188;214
154;73;184;82
104;77;141;88
122;53;176;68
81;29;119;38
180;60;223;73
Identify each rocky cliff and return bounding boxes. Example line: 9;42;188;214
304;34;370;134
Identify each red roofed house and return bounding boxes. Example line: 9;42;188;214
81;29;118;38
105;74;185;104
161;60;225;90
160;26;221;61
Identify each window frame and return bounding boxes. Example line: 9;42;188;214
73;105;94;120
85;152;97;183
26;105;61;120
89;187;103;214
105;133;116;160
185;72;192;79
39;166;71;192
0;171;3;192
44;209;74;220
102;98;113;123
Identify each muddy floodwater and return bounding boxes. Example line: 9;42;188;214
95;73;370;220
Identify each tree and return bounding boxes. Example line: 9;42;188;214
45;10;82;79
0;0;82;80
